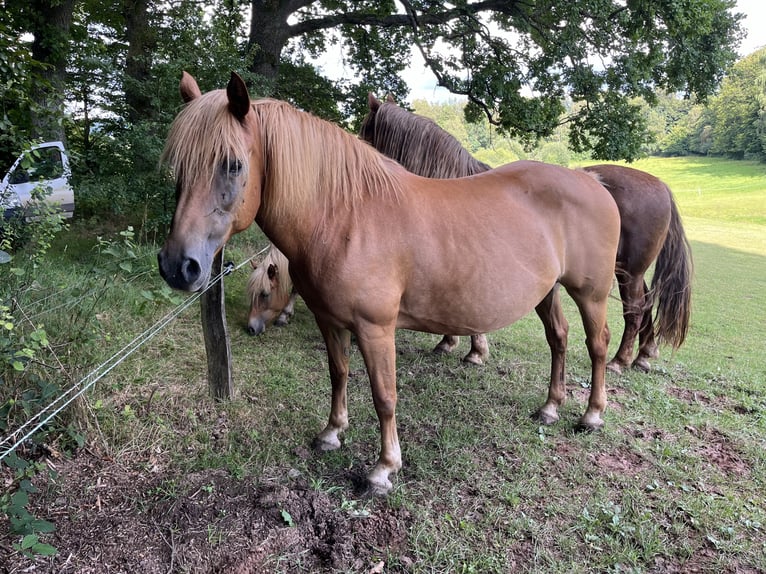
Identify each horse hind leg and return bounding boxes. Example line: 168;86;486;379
633;280;660;372
533;286;569;425
313;322;351;452
433;334;490;365
463;334;489;365
433;335;460;355
607;271;644;375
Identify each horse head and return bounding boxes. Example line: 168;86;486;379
158;71;263;291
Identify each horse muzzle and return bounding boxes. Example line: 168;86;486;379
157;249;209;292
246;318;266;336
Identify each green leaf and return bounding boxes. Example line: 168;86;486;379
20;534;38;549
33;542;58;556
11;489;29;508
30;519;56;533
280;509;295;527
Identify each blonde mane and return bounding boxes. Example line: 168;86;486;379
162;90;405;224
246;244;292;303
161;90;251;190
251;99;404;222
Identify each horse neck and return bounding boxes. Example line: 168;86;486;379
376;106;491;178
251;100;405;260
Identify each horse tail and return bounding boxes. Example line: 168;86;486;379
650;195;693;349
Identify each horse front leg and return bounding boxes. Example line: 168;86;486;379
572;295;611;432
533;286;568;425
355;322;401;496
313;321;351;451
275;290;298;327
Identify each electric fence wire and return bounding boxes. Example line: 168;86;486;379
0;246;269;463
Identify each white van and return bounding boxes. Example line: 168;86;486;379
1;141;75;219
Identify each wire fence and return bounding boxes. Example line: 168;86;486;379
0;247;268;463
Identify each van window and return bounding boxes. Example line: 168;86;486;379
9;147;64;184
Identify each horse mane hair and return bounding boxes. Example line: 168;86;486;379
246;244;292;303
251;98;405;222
161;90;252;191
162;89;405;225
364;102;491;178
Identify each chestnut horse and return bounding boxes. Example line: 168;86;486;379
158;72;620;495
246;244;298;335
243;240;489;363
359;94;693;374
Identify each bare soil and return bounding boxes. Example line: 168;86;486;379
1;450;413;573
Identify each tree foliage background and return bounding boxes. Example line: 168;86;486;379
0;0;760;230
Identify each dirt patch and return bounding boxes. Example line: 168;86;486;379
684;425;751;477
588;448;648;475
0;451;413;573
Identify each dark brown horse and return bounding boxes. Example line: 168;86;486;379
158;73;620;495
360;94;693;374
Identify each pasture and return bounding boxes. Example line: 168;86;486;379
2;156;765;573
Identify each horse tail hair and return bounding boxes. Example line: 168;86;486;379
650;195;693;349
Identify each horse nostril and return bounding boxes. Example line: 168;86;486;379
246;326;256;336
181;258;201;284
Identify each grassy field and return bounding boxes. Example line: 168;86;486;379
2;156;765;573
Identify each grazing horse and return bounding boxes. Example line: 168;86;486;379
246;244;298;335
158;72;620;495
359;94;693;374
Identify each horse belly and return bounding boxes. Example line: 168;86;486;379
397;237;562;335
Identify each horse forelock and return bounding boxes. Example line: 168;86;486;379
250;99;404;222
246;245;292;302
162;90;252;192
371;103;491;178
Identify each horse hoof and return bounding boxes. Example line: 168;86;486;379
432;344;452;355
313;431;342;452
461;353;484;366
575;414;604;433
366;470;394;496
606;361;624;375
632;357;651;372
532;407;559;426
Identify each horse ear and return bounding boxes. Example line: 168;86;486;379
267;263;278;281
179;71;202;103
250;259;258;269
227;72;251;122
368;92;382;112
385;93;395;104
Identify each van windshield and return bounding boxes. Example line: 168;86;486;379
10;147;64;184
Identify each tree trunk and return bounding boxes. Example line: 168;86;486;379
28;0;75;142
247;1;293;92
123;0;156;123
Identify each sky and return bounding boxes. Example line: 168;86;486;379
402;0;766;102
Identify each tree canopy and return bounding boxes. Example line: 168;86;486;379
3;1;745;157
0;0;753;228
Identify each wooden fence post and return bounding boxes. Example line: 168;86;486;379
200;248;234;400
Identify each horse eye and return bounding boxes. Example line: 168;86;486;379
226;159;242;175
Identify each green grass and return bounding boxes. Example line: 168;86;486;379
5;155;766;572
